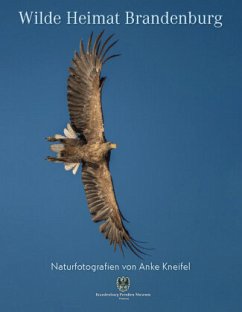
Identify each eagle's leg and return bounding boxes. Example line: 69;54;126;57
46;134;65;142
46;136;58;142
47;155;70;163
46;156;62;163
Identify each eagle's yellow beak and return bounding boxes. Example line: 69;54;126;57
110;143;117;149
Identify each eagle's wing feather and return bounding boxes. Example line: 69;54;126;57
67;32;119;143
82;160;145;258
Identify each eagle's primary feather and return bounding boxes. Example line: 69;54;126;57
67;30;119;143
47;32;146;258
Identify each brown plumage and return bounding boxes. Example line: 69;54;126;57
46;31;146;258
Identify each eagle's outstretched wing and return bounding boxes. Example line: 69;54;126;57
67;31;119;143
82;159;145;258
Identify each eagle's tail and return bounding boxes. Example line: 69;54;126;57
46;123;80;175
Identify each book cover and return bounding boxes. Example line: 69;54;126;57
1;0;241;311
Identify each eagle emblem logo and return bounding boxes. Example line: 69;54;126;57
116;276;130;292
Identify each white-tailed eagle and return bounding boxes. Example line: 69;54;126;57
46;31;146;258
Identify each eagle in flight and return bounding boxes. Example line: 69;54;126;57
46;31;146;258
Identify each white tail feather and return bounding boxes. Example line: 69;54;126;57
64;163;76;171
72;163;80;175
64;123;77;139
54;134;65;139
64;162;80;174
50;144;64;152
64;128;71;138
67;123;77;138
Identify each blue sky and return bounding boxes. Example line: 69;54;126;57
1;0;242;311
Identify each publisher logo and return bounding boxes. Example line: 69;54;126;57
116;276;130;292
